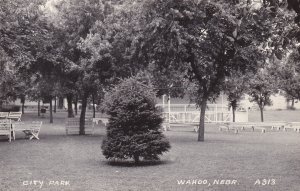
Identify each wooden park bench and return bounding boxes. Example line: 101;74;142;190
7;112;22;121
0;119;12;142
219;121;287;133
0;112;9;119
13;121;43;140
219;124;239;134
92;117;109;126
65;118;94;135
284;122;300;133
162;122;199;132
162;122;171;131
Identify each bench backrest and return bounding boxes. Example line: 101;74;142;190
8;112;22;121
66;118;93;126
13;121;42;131
66;118;80;128
0;112;9;117
13;122;25;130
30;121;43;130
85;120;93;129
0;119;11;132
65;118;94;134
9;112;22;117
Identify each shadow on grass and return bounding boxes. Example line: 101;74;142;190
30;134;105;143
61;134;105;138
104;159;172;167
0;138;11;142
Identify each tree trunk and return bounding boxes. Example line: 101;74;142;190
232;107;236;122
0;100;2;111
74;96;78;116
22;101;25;114
134;155;140;164
50;97;53;123
92;94;95;118
79;91;89;135
260;106;264;122
58;97;64;109
21;96;25;114
38;100;40;117
292;98;295;108
54;97;56;113
231;100;237;122
66;94;74;118
198;98;207;142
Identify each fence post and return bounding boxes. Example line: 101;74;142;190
168;95;171;124
246;107;249;122
215;104;218;122
184;105;186;123
230;106;233;122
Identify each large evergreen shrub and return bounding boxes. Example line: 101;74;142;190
101;76;170;163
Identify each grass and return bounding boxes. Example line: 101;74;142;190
0;110;300;191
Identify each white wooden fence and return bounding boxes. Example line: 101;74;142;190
156;104;232;123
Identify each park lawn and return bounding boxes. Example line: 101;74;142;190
0;111;300;191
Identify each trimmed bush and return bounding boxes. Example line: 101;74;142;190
101;76;170;163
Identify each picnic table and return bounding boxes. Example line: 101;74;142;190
219;121;287;133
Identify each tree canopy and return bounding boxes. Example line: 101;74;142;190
134;0;274;141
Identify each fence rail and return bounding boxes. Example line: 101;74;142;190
156;104;232;123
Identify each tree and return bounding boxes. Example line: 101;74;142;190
135;0;271;141
101;75;170;164
0;0;44;66
0;0;49;111
14;75;29;114
248;69;277;122
28;56;60;123
0;50;16;110
275;50;300;108
224;74;249;122
43;0;116;134
76;0;150;134
287;0;300;25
